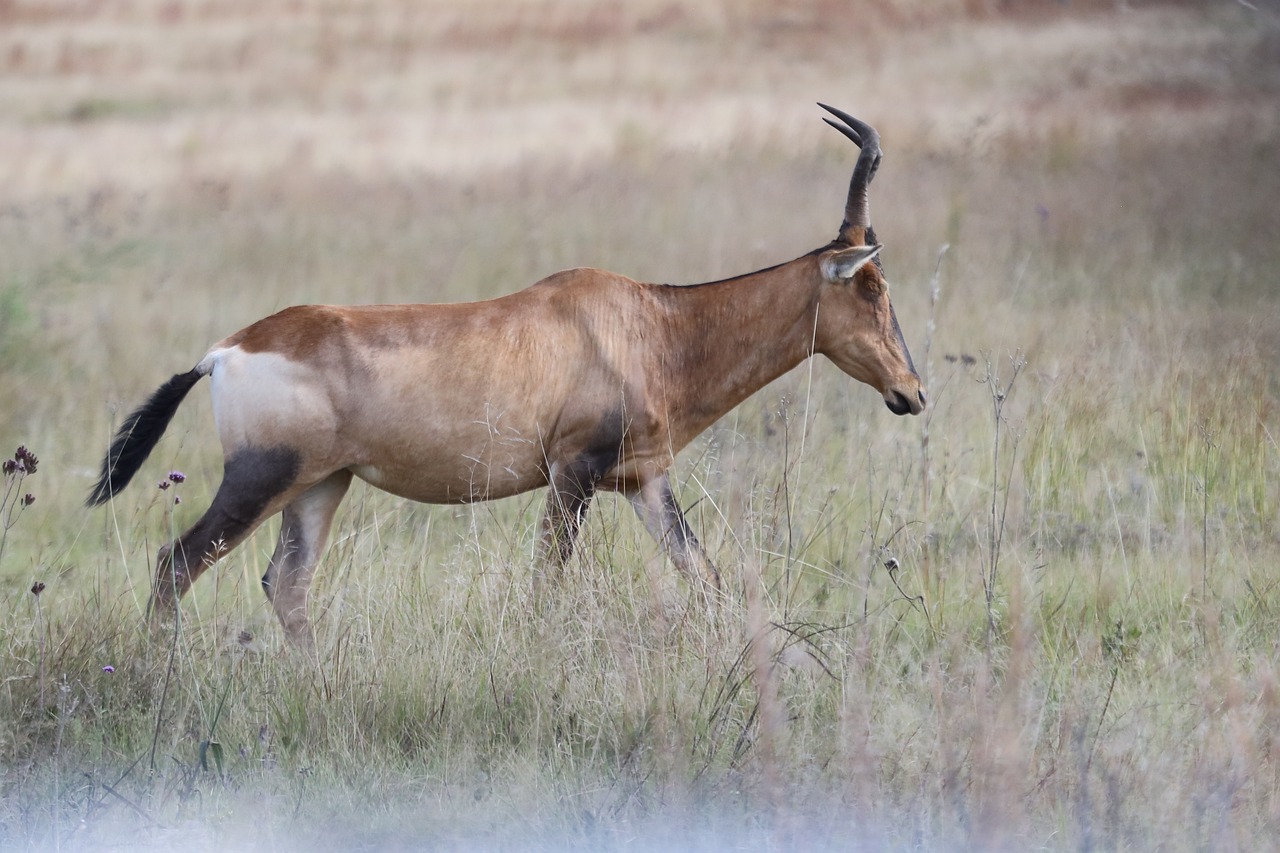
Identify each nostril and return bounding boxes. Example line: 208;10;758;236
918;389;927;407
885;389;916;414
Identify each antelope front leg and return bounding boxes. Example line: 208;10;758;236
628;474;721;594
536;460;597;595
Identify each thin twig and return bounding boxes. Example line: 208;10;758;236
982;352;1025;649
920;244;948;595
1085;665;1120;778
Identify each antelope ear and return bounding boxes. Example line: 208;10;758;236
820;244;882;282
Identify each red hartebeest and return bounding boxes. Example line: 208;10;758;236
89;105;925;645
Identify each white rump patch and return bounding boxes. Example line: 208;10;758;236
206;348;335;450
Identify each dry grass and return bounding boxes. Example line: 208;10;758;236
1;0;1271;196
2;1;1280;850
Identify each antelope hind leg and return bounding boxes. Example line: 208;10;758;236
150;446;304;621
261;469;353;649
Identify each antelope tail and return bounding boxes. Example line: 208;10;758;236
87;369;206;507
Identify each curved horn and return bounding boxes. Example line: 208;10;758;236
818;103;881;233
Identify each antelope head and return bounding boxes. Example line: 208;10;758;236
813;104;926;416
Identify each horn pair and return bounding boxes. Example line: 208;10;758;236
818;103;881;234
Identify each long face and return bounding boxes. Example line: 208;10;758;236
812;106;924;417
814;242;926;416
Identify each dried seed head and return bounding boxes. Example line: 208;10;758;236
13;446;38;474
22;494;34;507
30;581;45;596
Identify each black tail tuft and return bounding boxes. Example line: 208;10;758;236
87;369;205;507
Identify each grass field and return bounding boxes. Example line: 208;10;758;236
2;1;1280;849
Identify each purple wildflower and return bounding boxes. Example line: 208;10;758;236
13;447;37;475
102;665;115;674
168;471;186;484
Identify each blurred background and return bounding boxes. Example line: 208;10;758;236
3;0;1276;197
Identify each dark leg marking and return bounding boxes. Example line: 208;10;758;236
541;478;593;567
152;446;303;610
539;408;628;567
